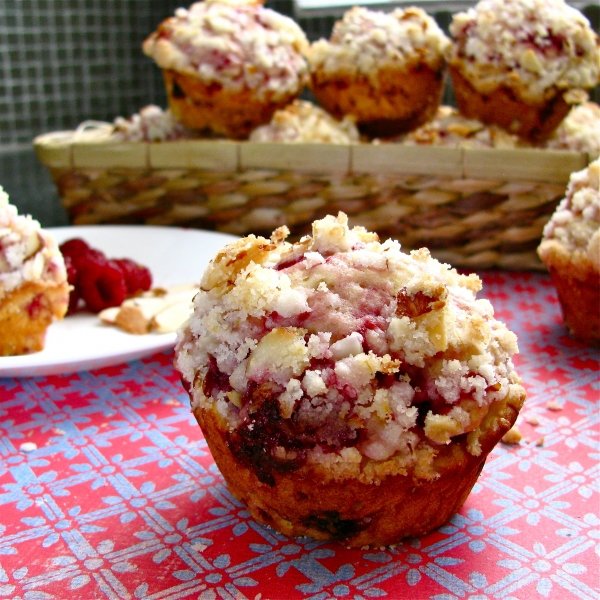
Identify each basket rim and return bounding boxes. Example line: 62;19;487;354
32;130;592;183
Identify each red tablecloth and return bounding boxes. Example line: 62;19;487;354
1;271;598;600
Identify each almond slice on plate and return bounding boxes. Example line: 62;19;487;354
98;284;198;334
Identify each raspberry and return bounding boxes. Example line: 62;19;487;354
63;254;81;314
59;237;154;314
114;258;153;295
59;237;90;257
59;238;96;269
78;257;127;312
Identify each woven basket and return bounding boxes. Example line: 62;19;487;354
34;132;592;270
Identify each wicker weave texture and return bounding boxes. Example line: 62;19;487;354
47;164;567;270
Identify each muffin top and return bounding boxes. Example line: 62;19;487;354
176;213;523;483
447;0;600;102
398;105;524;148
539;158;600;270
249;100;360;143
0;187;67;299
308;6;450;79
143;0;309;98
544;102;600;156
113;105;195;142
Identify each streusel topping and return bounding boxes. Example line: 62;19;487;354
176;213;522;482
143;0;309;100
539;158;600;269
0;187;67;299
308;6;449;80
249;100;360;144
447;0;600;102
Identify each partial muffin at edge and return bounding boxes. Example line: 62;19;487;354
538;158;600;344
0;187;69;356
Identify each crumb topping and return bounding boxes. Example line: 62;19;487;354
249;100;360;144
176;213;523;483
0;187;67;300
447;0;600;102
308;6;449;80
143;0;309;100
539;157;600;269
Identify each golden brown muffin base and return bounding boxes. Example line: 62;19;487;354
449;66;570;143
0;280;69;356
309;64;445;138
193;387;524;547
163;70;301;140
539;240;600;344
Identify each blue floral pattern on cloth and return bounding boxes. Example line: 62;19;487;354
0;272;598;599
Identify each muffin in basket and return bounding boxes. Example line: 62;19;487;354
538;158;600;344
0;187;69;356
249;99;360;144
175;213;526;547
142;0;309;139
307;6;450;138
446;0;600;142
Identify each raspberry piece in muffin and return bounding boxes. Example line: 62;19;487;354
175;213;526;546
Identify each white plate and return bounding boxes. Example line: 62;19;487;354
0;225;237;378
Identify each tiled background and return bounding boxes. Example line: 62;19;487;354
0;0;597;226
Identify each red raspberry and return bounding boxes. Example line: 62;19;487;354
59;238;90;257
78;257;127;312
60;238;91;268
114;258;153;295
63;255;81;314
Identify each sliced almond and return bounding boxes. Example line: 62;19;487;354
98;306;120;324
97;284;198;335
114;296;169;334
151;300;193;333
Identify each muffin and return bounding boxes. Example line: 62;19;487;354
538;158;600;344
0;187;69;356
175;213;526;547
446;0;600;142
307;6;450;138
142;0;309;139
249;100;360;144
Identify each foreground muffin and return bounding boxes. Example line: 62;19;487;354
176;213;526;546
143;0;309;139
307;6;449;138
446;0;600;142
0;187;69;356
538;158;599;344
249;100;360;144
